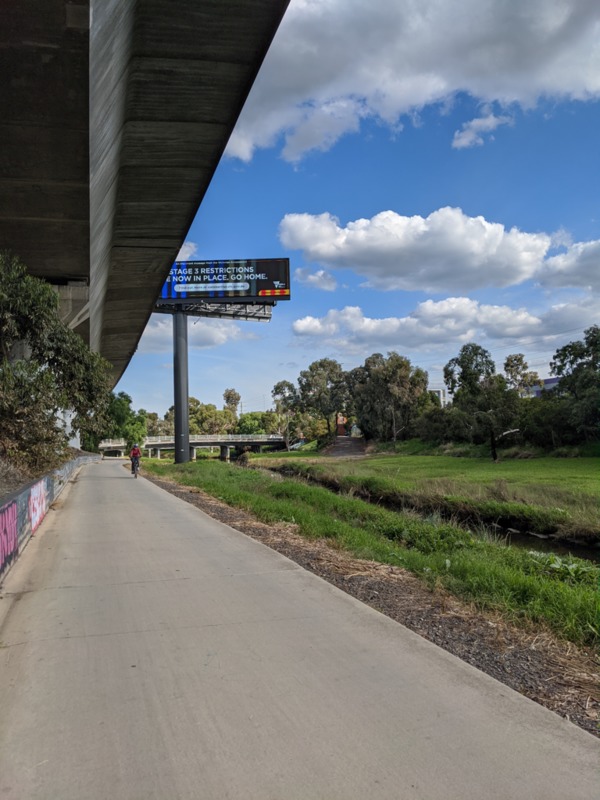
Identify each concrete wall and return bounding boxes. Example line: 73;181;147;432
0;455;100;583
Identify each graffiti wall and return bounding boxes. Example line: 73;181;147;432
0;501;18;578
0;455;99;581
29;480;48;533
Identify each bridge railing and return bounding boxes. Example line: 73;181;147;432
98;434;285;449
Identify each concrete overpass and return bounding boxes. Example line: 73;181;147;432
99;433;286;460
1;0;289;383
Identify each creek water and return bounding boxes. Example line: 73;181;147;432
491;527;600;563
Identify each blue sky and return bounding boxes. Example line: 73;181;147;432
117;0;600;416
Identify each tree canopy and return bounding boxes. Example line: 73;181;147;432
297;358;348;435
0;252;112;473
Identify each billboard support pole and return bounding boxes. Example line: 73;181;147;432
173;309;190;463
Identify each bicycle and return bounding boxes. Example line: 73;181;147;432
131;456;140;478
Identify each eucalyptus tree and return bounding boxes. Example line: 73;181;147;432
503;354;541;397
550;325;600;441
443;343;496;404
297;358;348;436
223;388;241;417
444;343;519;459
351;352;428;442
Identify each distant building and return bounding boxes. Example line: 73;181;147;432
526;377;560;398
429;388;447;408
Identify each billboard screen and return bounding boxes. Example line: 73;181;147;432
159;258;290;304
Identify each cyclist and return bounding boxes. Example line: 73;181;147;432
130;443;142;475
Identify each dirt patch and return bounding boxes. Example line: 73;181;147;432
145;473;599;739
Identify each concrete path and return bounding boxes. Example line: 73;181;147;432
0;461;597;799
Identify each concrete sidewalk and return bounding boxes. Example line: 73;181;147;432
0;460;597;799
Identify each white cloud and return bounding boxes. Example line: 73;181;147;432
138;314;248;354
228;0;600;161
177;241;198;261
542;239;600;289
452;112;513;149
291;296;600;355
280;207;551;292
294;266;337;291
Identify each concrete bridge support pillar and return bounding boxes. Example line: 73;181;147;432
174;311;190;464
219;446;230;462
190;447;197;461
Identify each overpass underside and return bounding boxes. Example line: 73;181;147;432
1;0;288;382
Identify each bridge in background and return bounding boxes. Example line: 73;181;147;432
99;434;286;461
1;1;289;383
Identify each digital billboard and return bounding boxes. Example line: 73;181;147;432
159;258;290;304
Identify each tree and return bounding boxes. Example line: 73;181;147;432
223;388;241;417
550;326;600;441
163;398;231;436
351;352;428;442
101;392;147;449
297;359;348;436
271;380;298;413
271;380;299;448
443;343;496;402
236;412;267;435
0;252;112;472
503;354;541;397
444;344;519;460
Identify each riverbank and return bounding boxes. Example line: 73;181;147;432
262;453;600;548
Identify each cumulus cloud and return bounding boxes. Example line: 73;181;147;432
452;112;513;148
291;296;600;355
176;241;198;261
228;0;600;161
280;207;551;292
138;314;248;354
294;266;337;291
541;239;600;289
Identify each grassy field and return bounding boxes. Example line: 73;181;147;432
144;457;599;647
257;452;600;542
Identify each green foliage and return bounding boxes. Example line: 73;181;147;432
350;352;428;442
550;325;600;442
236;411;268;435
526;551;598;586
223;388;240;416
272;380;298;412
101;391;147;449
503;353;542;396
0;251;59;361
0;252;112;472
443;342;496;399
297;358;348;435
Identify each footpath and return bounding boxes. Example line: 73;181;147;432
0;460;597;800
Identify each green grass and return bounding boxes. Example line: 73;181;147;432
257;453;600;541
144;458;600;647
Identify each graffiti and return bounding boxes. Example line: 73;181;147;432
29;480;48;533
0;456;99;580
0;501;18;576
